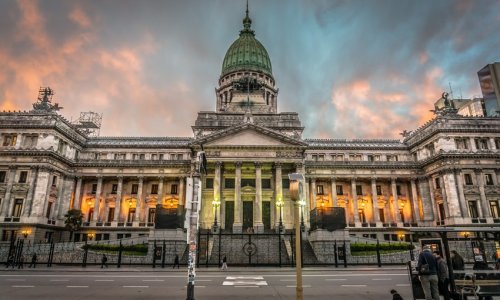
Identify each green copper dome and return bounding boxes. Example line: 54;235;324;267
221;7;272;77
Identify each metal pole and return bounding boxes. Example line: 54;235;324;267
152;240;156;268
334;240;338;268
117;240;122;268
278;229;282;267
82;240;88;267
186;167;201;300
162;240;166;268
343;240;347;268
376;239;382;267
294;201;303;300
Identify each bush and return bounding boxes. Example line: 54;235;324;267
350;242;414;252
83;243;148;254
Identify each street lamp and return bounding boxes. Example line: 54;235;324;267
21;229;30;239
87;233;95;241
212;197;221;229
289;173;304;300
276;197;284;232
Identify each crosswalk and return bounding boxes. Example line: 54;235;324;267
222;276;268;287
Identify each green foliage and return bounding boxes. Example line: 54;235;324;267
350;242;415;252
83;243;148;254
64;209;83;232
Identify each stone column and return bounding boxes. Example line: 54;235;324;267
475;169;491;218
310;178;317;210
391;178;401;223
30;168;50;218
470;137;477;152
1;167;16;217
214;162;222;228
428;177;438;222
410;179;420;223
157;176;164;206
442;170;462;223
178;176;185;212
57;176;74;220
92;176;103;222
418;177;434;222
454;170;467;218
371;178;381;224
233;161;242;233
489;137;496;151
114;176;123;222
52;175;66;220
331;178;337;207
137;176;144;222
23;167;38;217
254;162;264;233
439;176;451;219
351;178;360;225
73;177;83;210
274;162;282;229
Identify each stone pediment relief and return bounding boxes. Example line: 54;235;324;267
484;186;500;195
463;185;479;195
11;184;29;193
241;185;256;194
205;129;294;147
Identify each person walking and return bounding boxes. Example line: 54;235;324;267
417;245;439;300
28;253;37;268
450;250;465;271
6;255;14;269
390;289;404;300
433;251;450;300
101;254;108;268
221;255;227;271
17;255;24;269
173;254;180;269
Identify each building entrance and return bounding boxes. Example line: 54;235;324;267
243;201;253;230
225;201;234;230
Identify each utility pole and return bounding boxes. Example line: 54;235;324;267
186;150;205;300
289;173;304;300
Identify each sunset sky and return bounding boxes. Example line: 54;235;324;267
0;0;499;139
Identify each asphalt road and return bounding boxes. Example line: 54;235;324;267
0;268;414;300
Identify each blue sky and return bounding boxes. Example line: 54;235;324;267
0;0;499;139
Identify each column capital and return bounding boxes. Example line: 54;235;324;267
371;177;377;182
254;161;262;168
390;177;397;183
310;177;316;183
474;168;483;175
235;161;242;168
215;161;223;168
273;162;282;169
330;177;337;182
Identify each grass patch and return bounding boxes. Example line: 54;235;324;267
84;243;148;256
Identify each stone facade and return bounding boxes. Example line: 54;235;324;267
1;9;500;247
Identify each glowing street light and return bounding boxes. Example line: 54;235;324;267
276;197;284;232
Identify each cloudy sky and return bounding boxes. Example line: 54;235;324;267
0;0;499;139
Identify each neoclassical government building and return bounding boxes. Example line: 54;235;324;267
1;8;500;243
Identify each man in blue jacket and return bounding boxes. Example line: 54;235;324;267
417;245;439;300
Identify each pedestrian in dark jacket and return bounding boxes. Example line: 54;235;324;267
450;250;464;270
390;289;403;300
28;253;37;268
173;254;180;269
417;245;439;300
101;254;108;268
433;251;450;300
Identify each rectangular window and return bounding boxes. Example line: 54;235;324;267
107;207;115;222
19;171;28;183
311;154;318;161
2;134;17;147
127;208;136;222
485;174;494;185
139;154;145;160
131;184;139;194
396;185;402;196
468;201;479;218
0;171;6;183
336;185;344;196
133;154;139;160
91;183;97;194
376;185;382;196
225;178;235;189
318;155;325;161
367;155;374;162
111;184;118;194
159;154;164;160
282;179;290;189
151;184;158;194
52;175;57;186
206;178;214;189
148;208;156;223
434;177;441;189
151;154;158;160
13;199;23;217
455;138;469;150
171;184;178;194
356;185;362;196
45;201;53;218
22;135;38;148
317;185;324;195
262;179;271;189
464;174;473;185
490;201;499;218
241;179;256;188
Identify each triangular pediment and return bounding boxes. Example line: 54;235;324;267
192;123;307;148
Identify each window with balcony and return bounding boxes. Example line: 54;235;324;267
131;184;139;194
13;199;23;218
206;178;214;189
3;134;17;147
19;171;28;183
485;174;494;185
464;174;473;185
151;184;158;194
317;185;324;195
356;185;362;196
376;185;382;195
0;171;6;183
225;178;235;189
171;184;178;195
336;185;344;195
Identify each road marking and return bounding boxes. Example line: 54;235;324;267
142;279;164;282
341;285;367;287
372;278;392;281
396;284;411;287
51;279;69;282
223;280;268;286
280;279;296;282
95;279;114;282
325;279;347;281
67;286;88;288
7;279;26;281
286;285;312;288
123;286;149;288
235;286;259;288
226;276;264;280
183;286;206;288
196;280;212;282
12;285;34;288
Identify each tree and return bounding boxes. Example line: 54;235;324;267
64;209;83;242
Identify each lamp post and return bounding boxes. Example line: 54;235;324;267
21;229;29;239
276;197;284;232
289;173;304;300
212;197;220;231
87;233;95;241
319;198;326;229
